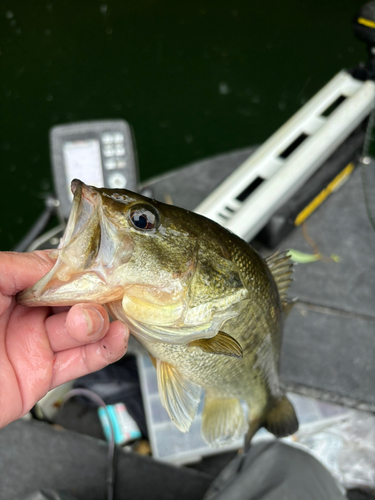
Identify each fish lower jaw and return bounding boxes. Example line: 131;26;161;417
17;270;124;307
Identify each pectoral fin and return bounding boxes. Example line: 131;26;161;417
156;360;202;433
201;397;247;446
189;332;243;358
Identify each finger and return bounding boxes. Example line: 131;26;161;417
45;304;110;352
50;320;129;389
0;250;56;296
0;300;24;427
5;304;53;413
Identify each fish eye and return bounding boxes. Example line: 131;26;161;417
129;204;159;231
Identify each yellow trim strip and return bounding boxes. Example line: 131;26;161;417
357;17;375;29
294;163;354;227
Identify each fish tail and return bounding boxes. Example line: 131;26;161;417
244;395;299;450
264;395;299;437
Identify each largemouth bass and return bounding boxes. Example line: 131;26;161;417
18;179;298;446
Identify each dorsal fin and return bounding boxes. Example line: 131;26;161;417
282;299;296;319
265;250;293;301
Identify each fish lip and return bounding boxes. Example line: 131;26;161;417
70;178;82;195
59;180;84;249
17;269;124;307
59;180;98;250
18;179;133;307
17;287;37;305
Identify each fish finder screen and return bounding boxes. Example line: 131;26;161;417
63;139;104;198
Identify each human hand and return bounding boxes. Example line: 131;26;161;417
0;250;129;429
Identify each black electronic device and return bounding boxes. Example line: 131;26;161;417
353;1;375;47
352;1;375;80
50;120;138;219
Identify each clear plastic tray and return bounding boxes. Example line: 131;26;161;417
137;355;352;464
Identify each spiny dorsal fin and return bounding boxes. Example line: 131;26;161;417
156;360;202;433
201;397;247;446
189;331;243;358
264;395;299;437
265;250;294;301
282;298;297;319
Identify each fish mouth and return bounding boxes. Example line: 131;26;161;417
18;179;131;307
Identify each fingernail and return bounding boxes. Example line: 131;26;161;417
82;307;104;336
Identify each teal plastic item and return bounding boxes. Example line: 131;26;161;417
98;403;142;445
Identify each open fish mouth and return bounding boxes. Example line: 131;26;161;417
17;179;243;348
17;179;132;307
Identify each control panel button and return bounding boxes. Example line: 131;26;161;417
116;160;126;168
104;159;116;169
102;133;114;145
108;172;127;188
103;147;115;157
115;146;125;156
114;133;124;143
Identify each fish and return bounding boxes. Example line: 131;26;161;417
18;179;299;446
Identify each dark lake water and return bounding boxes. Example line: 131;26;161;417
0;0;367;249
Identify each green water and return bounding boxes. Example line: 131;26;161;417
0;0;366;249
